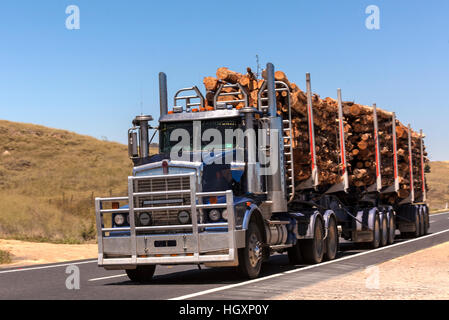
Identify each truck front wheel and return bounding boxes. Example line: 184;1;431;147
126;265;156;283
238;222;263;279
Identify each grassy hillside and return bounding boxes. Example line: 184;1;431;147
0;120;133;243
427;161;449;211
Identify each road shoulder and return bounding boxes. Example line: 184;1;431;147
0;239;97;269
275;241;449;300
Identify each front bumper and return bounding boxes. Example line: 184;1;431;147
99;230;245;268
95;173;239;268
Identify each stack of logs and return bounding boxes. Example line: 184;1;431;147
203;67;429;200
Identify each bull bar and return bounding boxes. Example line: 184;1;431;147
95;173;237;267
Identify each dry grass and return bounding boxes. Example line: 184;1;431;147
0;249;11;264
427;161;449;211
0;120;133;243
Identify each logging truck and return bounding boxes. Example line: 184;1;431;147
94;63;429;282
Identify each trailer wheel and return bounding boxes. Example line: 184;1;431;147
418;208;425;237
412;206;421;238
369;215;381;249
380;214;388;247
300;217;324;264
324;217;338;261
399;206;419;239
387;213;395;245
238;222;263;279
126;265;156;284
423;206;430;235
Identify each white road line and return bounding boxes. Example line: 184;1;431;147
0;260;97;275
170;228;449;300
430;211;449;217
88;274;127;282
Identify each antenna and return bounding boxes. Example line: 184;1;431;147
256;55;261;78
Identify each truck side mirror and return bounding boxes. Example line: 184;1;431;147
128;131;138;158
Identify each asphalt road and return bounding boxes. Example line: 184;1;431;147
1;211;449;300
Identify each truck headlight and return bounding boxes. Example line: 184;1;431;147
139;212;152;226
178;211;191;224
114;214;125;226
208;209;221;222
222;209;228;221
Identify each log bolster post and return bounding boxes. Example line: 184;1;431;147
420;129;427;202
373;104;382;192
408;124;415;203
306;73;319;188
392;113;400;192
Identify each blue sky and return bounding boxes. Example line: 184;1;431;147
0;0;448;160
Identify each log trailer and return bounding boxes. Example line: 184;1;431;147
94;63;429;282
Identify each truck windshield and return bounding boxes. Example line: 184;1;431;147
160;118;243;155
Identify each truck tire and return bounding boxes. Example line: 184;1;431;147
300;217;324;264
126;265;156;283
369;215;381;249
412;206;421;238
423;206;430;235
419;208;425;237
400;206;420;239
387;213;395;245
380;213;388;247
238;222;263;279
324;217;338;261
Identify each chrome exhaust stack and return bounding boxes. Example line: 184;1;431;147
159;72;168;117
266;63;288;213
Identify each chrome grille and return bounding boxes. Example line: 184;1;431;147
134;176;191;226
